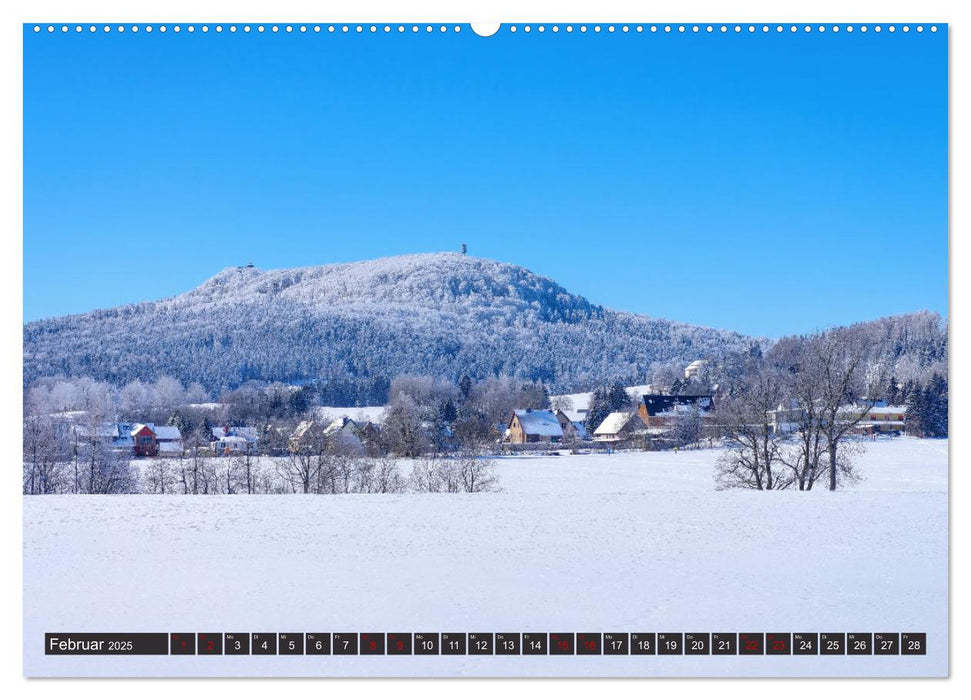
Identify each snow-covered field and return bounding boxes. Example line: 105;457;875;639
23;437;948;677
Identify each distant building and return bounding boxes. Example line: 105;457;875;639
131;424;157;457
507;409;563;444
684;359;707;379
289;417;378;454
211;426;259;456
289;420;324;453
593;411;646;442
130;423;183;457
856;406;907;435
768;402;806;434
554;409;590;442
71;421;120;446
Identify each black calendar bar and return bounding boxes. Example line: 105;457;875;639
45;633;169;655
44;632;927;656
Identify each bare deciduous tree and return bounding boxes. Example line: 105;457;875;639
714;367;790;490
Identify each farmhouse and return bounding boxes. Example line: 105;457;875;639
507;409;563;444
593;411;646;442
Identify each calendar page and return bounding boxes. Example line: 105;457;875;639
22;18;948;678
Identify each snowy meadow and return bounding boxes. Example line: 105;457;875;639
23;438;947;677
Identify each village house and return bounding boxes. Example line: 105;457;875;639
855;405;908;435
506;409;563;444
554;409;590;442
322;417;370;455
71;421;119;447
130;423;183;457
592;411;647;442
289;420;327;453
211;426;259;456
768;401;807;434
289;417;378;454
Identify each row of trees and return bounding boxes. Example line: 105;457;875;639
23;447;500;496
714;330;897;491
23;416;138;495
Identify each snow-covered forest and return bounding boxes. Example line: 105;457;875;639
23;254;947;406
23;253;755;399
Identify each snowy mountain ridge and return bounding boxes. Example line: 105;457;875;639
23;252;756;395
171;253;604;324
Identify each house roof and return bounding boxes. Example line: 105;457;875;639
211;426;258;441
512;409;563;437
216;435;249;444
641;394;714;416
291;420;317;440
153;425;182;441
867;406;908;416
594;411;638;435
559;409;587;423
323;417;359;435
73;422;119;439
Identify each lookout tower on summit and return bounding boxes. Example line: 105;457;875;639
460;243;467;255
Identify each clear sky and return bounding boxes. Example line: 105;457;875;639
24;24;947;337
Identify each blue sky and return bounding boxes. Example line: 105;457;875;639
24;24;947;337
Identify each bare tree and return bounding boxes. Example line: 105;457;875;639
280;450;321;494
455;456;500;493
144;458;176;494
713;368;790;490
381;393;428;457
23;414;69;494
790;332;876;490
410;456;500;493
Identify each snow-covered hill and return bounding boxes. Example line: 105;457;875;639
23;252;754;393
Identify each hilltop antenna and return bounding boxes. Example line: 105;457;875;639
461;243;467;255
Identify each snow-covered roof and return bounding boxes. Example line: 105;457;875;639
153;425;183;441
867;405;908;416
313;405;386;424
560;409;587;423
594;411;637;436
215;435;249;444
211;426;258;441
655;404;701;418
323;417;359;435
73;422;119;439
513;409;563;437
571;421;590;439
